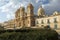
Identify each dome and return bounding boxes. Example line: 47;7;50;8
38;6;45;16
38;6;45;12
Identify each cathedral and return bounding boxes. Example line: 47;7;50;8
2;3;60;32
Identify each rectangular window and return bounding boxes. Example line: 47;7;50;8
41;20;44;24
54;18;57;23
54;24;57;29
36;21;38;24
45;25;50;29
32;21;35;26
47;19;50;24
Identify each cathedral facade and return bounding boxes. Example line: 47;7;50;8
15;3;35;28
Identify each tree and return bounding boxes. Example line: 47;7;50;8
0;28;58;40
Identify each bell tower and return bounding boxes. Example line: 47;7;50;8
27;3;35;27
15;7;25;28
15;8;20;27
20;7;25;27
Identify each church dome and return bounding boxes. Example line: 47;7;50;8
38;6;45;13
38;6;45;16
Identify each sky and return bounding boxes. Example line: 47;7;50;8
0;0;60;23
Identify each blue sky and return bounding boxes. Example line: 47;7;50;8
0;0;60;23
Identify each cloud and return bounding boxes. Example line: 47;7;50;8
36;0;40;3
0;0;31;22
0;17;2;22
6;13;15;20
0;0;28;13
0;0;60;22
0;0;9;7
43;0;60;15
0;19;2;23
6;14;11;19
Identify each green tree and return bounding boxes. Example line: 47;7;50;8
0;28;58;40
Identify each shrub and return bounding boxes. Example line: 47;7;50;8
0;28;58;40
